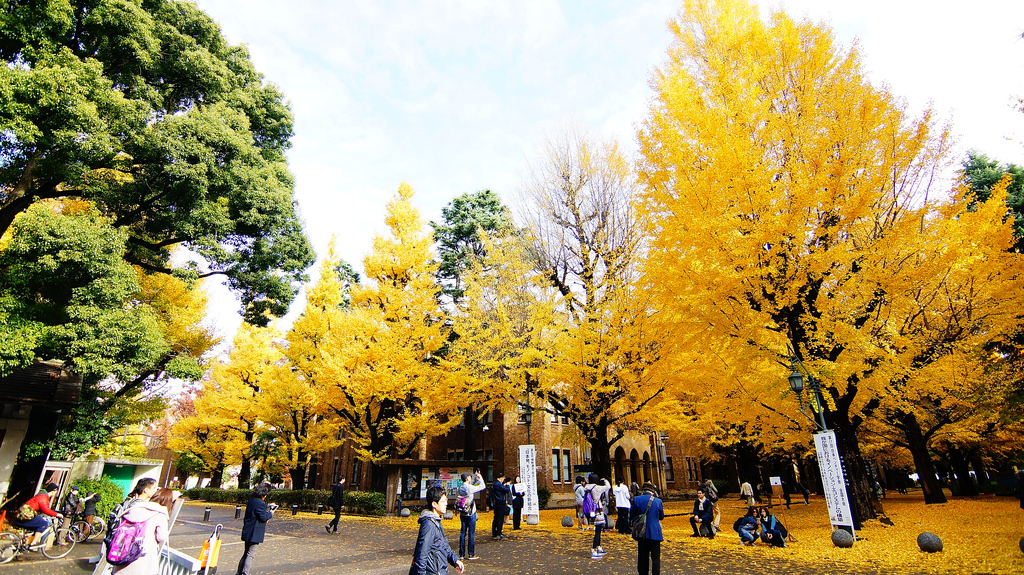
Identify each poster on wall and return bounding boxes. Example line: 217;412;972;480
420;467;476;499
814;430;856;535
518;445;540;518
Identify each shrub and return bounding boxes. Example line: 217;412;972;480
74;476;125;519
536;486;552;509
182;488;386;515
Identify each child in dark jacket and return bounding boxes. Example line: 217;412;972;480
409;485;464;575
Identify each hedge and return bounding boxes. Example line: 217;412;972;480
72;477;125;519
182;488;387;516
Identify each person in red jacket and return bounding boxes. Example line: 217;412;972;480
14;482;64;548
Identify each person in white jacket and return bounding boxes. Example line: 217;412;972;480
111;488;174;575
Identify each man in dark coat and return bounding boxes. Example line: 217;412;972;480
326;477;346;533
689;488;715;538
409;485;464;575
489;474;511;539
631;482;664;575
235;483;277;575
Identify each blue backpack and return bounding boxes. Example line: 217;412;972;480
581;487;597;518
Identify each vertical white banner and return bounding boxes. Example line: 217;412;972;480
519;444;540;517
814;430;855;533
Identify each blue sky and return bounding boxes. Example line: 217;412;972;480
191;0;1024;341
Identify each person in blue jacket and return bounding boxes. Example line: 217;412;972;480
409;485;464;575
235;483;278;575
757;506;787;548
689;487;715;538
630;482;664;575
735;506;759;546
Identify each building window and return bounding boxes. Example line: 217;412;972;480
447;449;465;461
665;456;675;482
476;410;493;425
332;458;340;483
685;457;698;482
562;450;571;483
549;402;569;425
552;449;561;482
474;449;493;461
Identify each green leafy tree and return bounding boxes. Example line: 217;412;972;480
0;0;314;325
431;190;515;305
962;153;1024;250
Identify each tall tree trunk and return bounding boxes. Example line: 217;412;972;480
210;463;225;489
588;425;612;480
898;412;947;504
370;463;388;493
946;447;976;497
238;454;252;490
970;453;991;494
829;416;879;524
463;406;476;458
289;465;307;490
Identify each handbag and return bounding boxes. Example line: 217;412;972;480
15;504;35;522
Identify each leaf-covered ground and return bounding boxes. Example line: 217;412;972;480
378;492;1023;574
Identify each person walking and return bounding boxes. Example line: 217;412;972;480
409;485;464;575
583;473;611;559
111;488;175;575
511;476;525;530
325;477;346;533
613;478;632;535
689;488;715;538
235;483;278;575
739;480;755;507
631;482;664;575
456;471;485;561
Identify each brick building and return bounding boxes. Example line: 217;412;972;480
309;404;703;509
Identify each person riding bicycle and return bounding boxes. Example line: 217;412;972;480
12;483;64;549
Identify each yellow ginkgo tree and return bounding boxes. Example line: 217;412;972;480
636;0;1024;517
311;184;467;490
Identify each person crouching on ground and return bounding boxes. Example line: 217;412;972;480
409;485;464;575
758;507;787;547
689;488;715;538
735;506;759;546
457;470;485;561
631;482;664;575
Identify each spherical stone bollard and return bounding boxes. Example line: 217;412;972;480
400;508;411;518
561;515;575;528
1018;536;1024;554
917;532;943;553
443;510;454;520
526;515;540;526
831;529;854;548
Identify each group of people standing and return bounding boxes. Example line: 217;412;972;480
411;471;666;575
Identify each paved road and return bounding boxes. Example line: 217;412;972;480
0;502;909;575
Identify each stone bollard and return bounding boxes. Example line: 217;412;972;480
526;515;540;526
203;507;212;522
561;515;575;528
234;506;242;520
917;532;943;553
443;511;454;520
291;504;298;516
318;504;324;515
400;508;411;518
831;529;854;548
1018;536;1024;554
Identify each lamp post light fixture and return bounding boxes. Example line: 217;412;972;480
521;402;534;445
788;357;827;431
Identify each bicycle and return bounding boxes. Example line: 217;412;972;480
68;513;105;543
0;519;77;564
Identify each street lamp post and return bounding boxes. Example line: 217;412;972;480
787;352;858;536
522;402;533;445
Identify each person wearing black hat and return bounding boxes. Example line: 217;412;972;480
13;482;64;548
631;482;664;575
